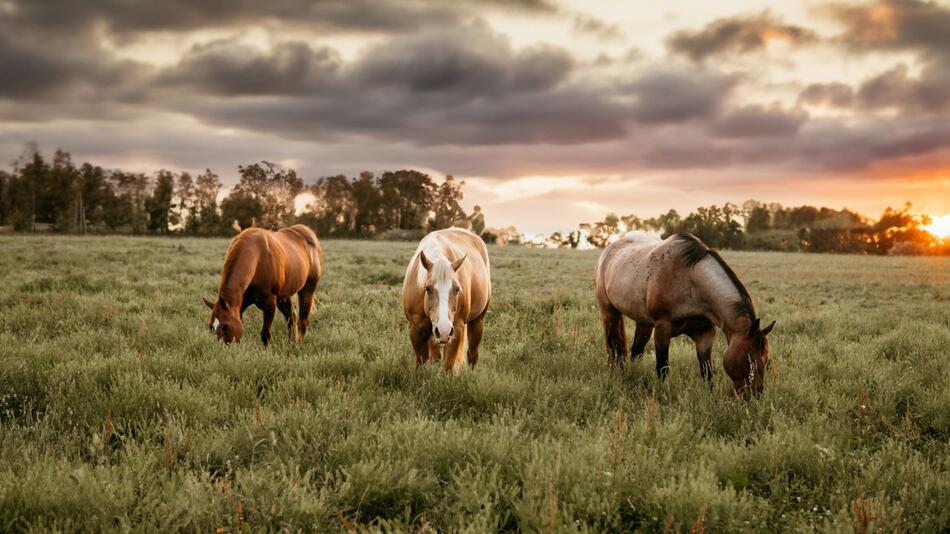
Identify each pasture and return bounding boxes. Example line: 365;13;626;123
0;235;948;532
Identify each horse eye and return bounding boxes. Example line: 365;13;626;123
425;286;433;294
453;287;460;294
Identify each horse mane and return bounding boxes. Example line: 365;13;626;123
219;231;253;298
673;233;756;319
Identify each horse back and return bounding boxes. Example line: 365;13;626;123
597;233;665;323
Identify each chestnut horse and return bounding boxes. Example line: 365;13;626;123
402;228;491;371
204;224;323;346
595;232;775;397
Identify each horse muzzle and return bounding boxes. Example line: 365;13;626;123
433;323;455;344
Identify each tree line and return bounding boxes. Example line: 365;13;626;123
0;146;481;238
568;200;948;255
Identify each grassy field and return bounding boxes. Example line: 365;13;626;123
0;235;948;532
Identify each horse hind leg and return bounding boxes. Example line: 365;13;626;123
601;303;628;369
296;287;315;341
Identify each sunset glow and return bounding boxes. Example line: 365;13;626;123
923;214;950;239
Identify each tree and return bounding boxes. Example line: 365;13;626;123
232;161;304;229
191;169;221;235
351;171;382;236
308;175;353;236
378;170;436;230
679;204;744;249
430;175;466;230
16;147;48;231
0;170;12;226
175;172;194;231
742;200;771;233
586;213;622;247
77;163;111;232
644;209;682;237
48;150;80;231
220;189;262;231
146;170;175;233
109;171;150;234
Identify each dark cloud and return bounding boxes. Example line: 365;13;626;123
0;30;146;102
144;24;623;147
2;0;949;193
857;63;950;113
159;40;341;96
798;63;950;114
2;0;466;38
798;82;854;108
710;105;807;138
354;27;572;97
823;0;950;61
626;68;737;123
667;11;817;62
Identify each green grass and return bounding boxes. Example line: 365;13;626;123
0;235;948;532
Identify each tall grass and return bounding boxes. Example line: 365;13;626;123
0;235;947;531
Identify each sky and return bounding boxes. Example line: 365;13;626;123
1;0;949;233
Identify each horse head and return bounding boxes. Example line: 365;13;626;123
419;250;466;344
724;318;775;398
203;296;244;344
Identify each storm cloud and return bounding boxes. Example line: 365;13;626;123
1;0;949;231
667;11;817;62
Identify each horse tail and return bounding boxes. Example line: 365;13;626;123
601;302;627;368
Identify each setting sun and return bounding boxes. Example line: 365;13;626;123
923;214;950;239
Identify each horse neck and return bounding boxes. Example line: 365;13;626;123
218;241;259;306
691;258;753;340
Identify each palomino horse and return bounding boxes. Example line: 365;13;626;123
595;232;775;397
204;224;323;346
402;228;492;371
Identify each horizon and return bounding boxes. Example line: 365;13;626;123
2;1;949;234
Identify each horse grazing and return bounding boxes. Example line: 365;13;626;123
402;228;492;371
203;224;323;346
595;232;775;397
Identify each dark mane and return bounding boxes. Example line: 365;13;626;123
673;233;756;319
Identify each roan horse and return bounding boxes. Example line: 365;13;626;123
595;232;775;397
402;228;492;371
204;224;323;346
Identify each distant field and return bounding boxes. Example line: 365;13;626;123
0;235;948;532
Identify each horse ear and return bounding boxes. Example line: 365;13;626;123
419;251;432;270
747;318;760;336
452;253;467;271
761;320;776;336
203;297;214;309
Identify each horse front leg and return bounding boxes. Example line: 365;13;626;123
690;326;717;387
277;297;298;342
653;321;672;380
630;323;654;362
442;323;467;372
409;322;431;366
260;296;277;347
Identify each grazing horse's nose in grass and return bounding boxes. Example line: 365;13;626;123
433;323;453;344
